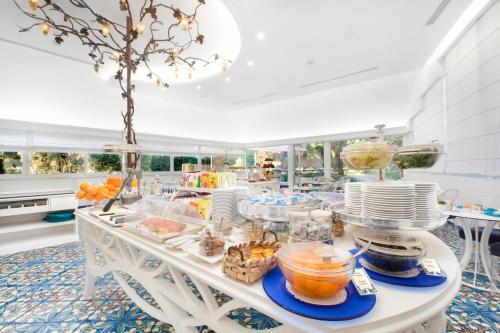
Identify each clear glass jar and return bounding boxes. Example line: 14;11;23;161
289;210;332;242
199;228;225;257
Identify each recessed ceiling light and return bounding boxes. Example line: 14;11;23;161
196;85;202;90
225;77;231;82
256;32;265;40
247;60;254;67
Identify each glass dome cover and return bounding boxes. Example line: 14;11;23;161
278;242;355;275
353;229;426;259
397;143;443;154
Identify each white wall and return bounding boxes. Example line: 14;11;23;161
406;1;500;208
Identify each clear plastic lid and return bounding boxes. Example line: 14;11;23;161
397;143;443;154
278;242;354;274
342;141;398;154
353;229;426;258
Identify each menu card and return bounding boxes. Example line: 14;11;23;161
352;268;377;296
422;259;446;277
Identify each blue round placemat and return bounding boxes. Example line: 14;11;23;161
262;267;376;321
349;249;447;287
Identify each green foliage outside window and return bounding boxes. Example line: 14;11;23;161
174;156;198;171
88;154;121;173
30;152;84;174
0;152;23;174
141;155;170;172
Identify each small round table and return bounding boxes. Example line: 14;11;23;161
446;210;500;292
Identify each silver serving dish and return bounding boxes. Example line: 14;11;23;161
329;203;448;231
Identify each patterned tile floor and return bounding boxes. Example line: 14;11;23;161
0;223;498;333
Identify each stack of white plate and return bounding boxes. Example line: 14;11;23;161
233;187;249;225
361;182;417;220
212;189;236;223
409;181;441;220
345;182;363;215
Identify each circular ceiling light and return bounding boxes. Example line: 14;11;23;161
99;0;241;86
256;32;265;40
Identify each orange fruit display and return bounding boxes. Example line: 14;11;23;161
106;177;122;188
76;179;121;202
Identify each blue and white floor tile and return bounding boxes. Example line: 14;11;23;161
0;222;498;333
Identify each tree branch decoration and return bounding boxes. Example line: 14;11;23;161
14;0;230;168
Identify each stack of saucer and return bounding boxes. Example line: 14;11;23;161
212;189;236;223
409;182;441;220
344;182;362;215
361;182;416;220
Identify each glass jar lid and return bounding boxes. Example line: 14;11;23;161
278;242;354;274
353;229;426;258
342;141;398;154
397;143;443;154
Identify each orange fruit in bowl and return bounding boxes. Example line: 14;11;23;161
79;182;90;191
106;177;122;188
87;187;98;195
85;192;95;200
76;191;86;199
106;184;116;191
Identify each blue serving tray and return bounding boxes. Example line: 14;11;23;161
262;267;376;321
350;249;447;287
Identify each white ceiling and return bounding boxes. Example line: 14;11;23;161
0;0;472;112
0;0;478;144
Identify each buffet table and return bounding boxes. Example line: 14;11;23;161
446;210;500;292
76;208;461;333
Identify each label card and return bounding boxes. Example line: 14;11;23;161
421;258;446;277
352;268;378;295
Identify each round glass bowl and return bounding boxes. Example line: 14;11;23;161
393;143;443;169
278;242;355;299
353;229;426;277
341;141;397;170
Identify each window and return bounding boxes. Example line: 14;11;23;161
295;143;324;181
88;153;122;173
246;150;256;167
30;152;84;174
0;152;23;174
200;157;211;171
253;148;288;181
174;156;198;171
141;155;170;172
330;135;403;181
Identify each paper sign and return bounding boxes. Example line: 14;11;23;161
422;258;446;277
352;268;378;295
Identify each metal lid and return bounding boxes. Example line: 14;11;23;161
353;229;426;258
278;242;355;275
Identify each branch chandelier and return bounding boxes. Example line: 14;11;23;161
14;0;231;168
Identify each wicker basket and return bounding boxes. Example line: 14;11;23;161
222;230;281;284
